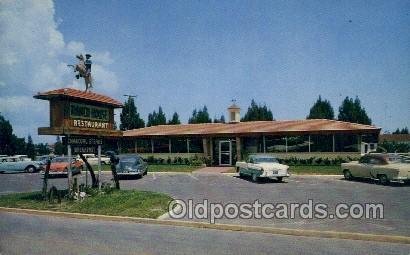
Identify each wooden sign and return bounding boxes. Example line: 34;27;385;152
34;88;123;137
63;136;103;154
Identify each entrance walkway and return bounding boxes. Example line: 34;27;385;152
193;167;234;174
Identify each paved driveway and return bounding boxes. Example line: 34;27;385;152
0;172;409;236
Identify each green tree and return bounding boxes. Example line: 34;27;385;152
54;136;65;155
188;106;212;124
168;112;181;125
307;95;334;119
147;106;167;127
26;135;36;159
213;115;225;123
36;143;50;155
12;135;26;155
120;97;145;130
338;96;371;125
241;99;273;121
0;113;15;155
393;127;409;134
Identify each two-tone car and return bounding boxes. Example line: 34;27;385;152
0;156;44;173
115;154;148;178
236;155;290;182
44;157;83;177
341;153;410;185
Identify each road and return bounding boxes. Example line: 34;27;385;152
0;172;409;236
1;212;409;255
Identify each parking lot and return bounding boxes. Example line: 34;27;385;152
0;172;409;236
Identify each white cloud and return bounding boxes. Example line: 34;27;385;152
0;0;119;142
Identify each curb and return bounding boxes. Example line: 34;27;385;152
1;207;409;244
223;173;343;177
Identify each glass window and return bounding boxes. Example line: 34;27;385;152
335;134;359;152
153;138;169;153
287;135;309;152
359;156;370;164
136;139;151;153
310;135;333;152
368;158;381;165
243;137;263;153
265;136;287;152
170;138;188;153
189;138;203;153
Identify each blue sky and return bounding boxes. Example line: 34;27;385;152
0;0;409;143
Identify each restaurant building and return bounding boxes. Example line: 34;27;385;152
122;104;380;166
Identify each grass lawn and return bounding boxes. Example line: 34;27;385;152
100;164;201;172
0;190;172;218
288;165;341;175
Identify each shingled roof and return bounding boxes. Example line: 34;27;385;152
123;119;380;138
34;88;123;107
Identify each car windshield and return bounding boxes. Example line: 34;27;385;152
253;157;278;163
388;155;408;163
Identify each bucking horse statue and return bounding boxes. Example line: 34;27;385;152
68;54;93;92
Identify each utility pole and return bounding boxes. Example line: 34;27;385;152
123;94;137;99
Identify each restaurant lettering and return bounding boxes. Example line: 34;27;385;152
73;119;109;129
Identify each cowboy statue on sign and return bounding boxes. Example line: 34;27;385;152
68;54;93;92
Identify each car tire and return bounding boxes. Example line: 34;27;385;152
343;170;353;180
277;177;283;182
378;174;389;185
25;165;36;173
252;173;259;183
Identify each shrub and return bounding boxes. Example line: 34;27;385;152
177;157;183;164
167;156;172;165
147;156;155;164
184;158;190;165
315;158;323;165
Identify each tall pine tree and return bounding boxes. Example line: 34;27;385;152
188;106;212;124
147;106;167;127
338;96;371;125
120;97;145;130
168;112;181;125
307;95;334;119
241;99;273;121
26;135;36;159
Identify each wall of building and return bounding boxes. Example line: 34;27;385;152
124;132;376;165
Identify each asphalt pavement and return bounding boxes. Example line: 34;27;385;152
0;172;409;236
1;212;409;255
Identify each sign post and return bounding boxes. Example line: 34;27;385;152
98;144;102;190
67;144;73;195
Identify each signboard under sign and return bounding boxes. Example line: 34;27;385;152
63;136;103;146
72;146;97;154
63;136;103;154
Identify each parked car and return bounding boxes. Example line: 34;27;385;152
115;154;148;177
35;155;55;164
0;156;44;173
77;154;111;165
45;157;83;176
341;153;410;185
236;155;290;182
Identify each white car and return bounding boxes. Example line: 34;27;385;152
236;155;290;182
77;154;111;165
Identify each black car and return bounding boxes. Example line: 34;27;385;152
115;154;148;177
